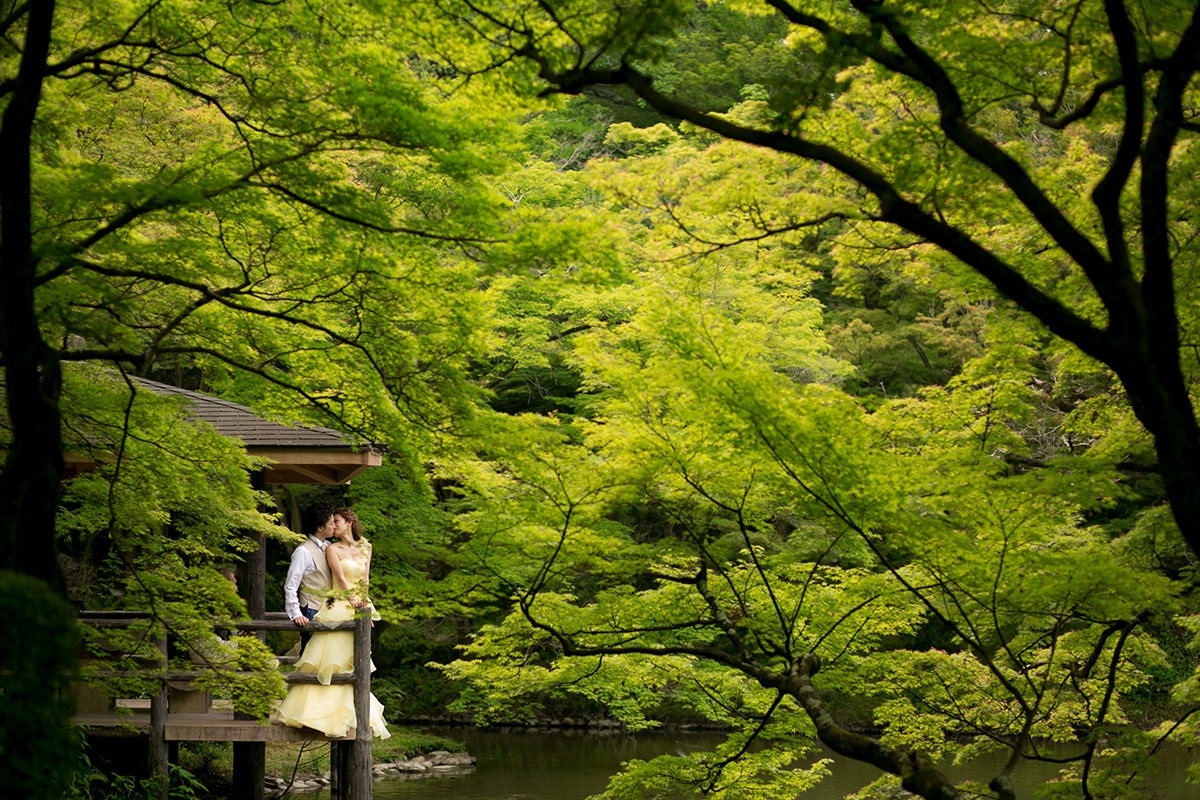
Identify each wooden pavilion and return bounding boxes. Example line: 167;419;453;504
64;375;383;486
67;376;385;800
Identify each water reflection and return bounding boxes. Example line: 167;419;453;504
375;727;726;800
299;726;1196;800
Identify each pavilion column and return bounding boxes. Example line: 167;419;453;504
241;470;267;632
234;469;268;800
149;633;169;800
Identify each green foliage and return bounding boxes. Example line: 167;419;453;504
605;122;682;156
7;1;1200;798
19;0;520;446
597;733;830;800
7;0;540;736
1166;615;1200;782
57;368;286;554
644;2;842;117
523;96;620;169
172;741;230;782
346;464;443;586
69;763;207;800
48;367;290;716
0;571;82;799
426;221;1186;795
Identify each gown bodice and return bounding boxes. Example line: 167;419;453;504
338;553;366;586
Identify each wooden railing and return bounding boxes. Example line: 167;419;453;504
75;609;376;800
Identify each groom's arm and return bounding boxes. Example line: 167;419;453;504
283;546;313;625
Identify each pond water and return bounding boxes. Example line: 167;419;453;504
305;726;1197;800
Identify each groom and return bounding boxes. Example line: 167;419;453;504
284;503;336;642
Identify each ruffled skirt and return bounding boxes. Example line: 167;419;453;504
273;600;389;739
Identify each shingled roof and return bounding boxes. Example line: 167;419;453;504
63;376;383;485
132;377;355;448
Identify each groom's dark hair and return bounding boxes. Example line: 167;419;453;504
303;503;335;535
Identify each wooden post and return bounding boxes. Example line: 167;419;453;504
244;470;267;642
347;606;373;800
232;470;268;800
232;666;265;800
330;741;342;800
149;633;169;800
232;743;265;800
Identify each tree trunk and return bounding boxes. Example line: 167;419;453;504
0;0;65;594
786;653;963;800
1114;349;1200;557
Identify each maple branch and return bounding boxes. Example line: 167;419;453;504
1036;59;1170;129
0;1;28;40
0;0;162;96
787;653;962;800
1090;0;1143;284
844;0;1134;326
246;181;500;243
538;60;1114;366
1140;3;1200;341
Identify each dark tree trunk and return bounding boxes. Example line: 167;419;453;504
1113;348;1200;557
0;0;65;594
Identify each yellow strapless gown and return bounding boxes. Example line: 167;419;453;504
274;555;390;739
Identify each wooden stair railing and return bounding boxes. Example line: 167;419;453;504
74;608;375;800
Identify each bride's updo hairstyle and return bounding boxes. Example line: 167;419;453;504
333;507;365;543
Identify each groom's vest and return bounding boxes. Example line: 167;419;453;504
297;539;332;612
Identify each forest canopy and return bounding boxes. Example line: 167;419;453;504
3;1;1200;799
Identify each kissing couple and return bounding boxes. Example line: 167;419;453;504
276;503;389;739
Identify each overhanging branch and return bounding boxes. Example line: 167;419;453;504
530;55;1115;365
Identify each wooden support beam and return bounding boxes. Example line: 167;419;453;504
338;463;373;483
149;635;169;800
250;449;383;466
233;618;357;632
257;448;383;485
78;610;152;620
270;463;339;484
245;471;267;641
348;607;373;800
332;740;344;800
79;612;334;631
233;743;265;800
232;517;267;800
246;539;265;627
93;670;356;684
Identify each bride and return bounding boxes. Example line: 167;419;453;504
275;507;390;739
